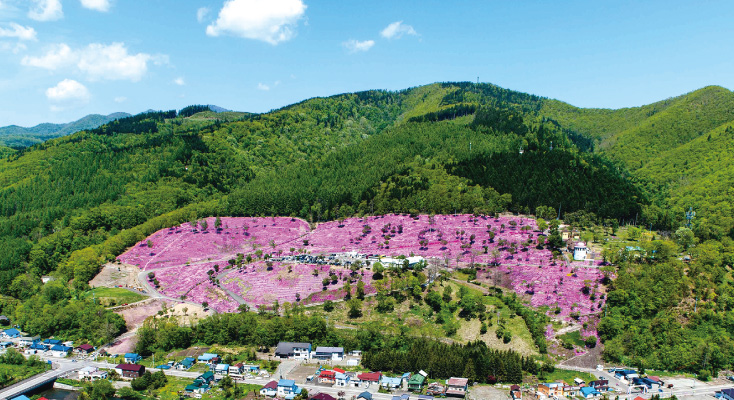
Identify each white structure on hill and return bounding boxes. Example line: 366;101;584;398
573;242;588;261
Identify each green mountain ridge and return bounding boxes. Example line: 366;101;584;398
0;112;132;148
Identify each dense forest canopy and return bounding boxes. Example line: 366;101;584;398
0;81;732;375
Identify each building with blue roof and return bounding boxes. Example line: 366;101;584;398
11;395;31;400
380;375;404;389
580;387;602;398
50;344;73;357
43;339;62;345
2;328;20;338
277;379;299;398
124;353;142;363
197;353;219;363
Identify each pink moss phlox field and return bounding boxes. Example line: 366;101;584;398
119;214;606;319
118;217;309;271
222;261;374;306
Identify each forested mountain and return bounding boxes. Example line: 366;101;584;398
0;81;732;368
0;112;131;148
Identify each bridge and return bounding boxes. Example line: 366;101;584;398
0;363;79;400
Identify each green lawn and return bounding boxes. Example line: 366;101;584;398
83;287;146;307
142;376;262;400
540;368;596;384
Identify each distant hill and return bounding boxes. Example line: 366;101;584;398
0;112;131;147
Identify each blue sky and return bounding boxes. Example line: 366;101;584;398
1;0;733;126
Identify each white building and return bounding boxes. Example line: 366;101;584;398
314;346;344;361
573;242;588;261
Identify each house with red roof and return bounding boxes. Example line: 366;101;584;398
358;371;382;384
115;364;145;379
446;377;468;397
260;380;278;397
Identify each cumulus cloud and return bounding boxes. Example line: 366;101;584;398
380;21;417;39
0;23;37;41
22;42;166;82
257;82;270;91
28;0;63;21
174;77;185;86
206;0;307;45
46;79;90;103
80;0;111;12
196;7;210;23
342;39;374;53
21;43;75;69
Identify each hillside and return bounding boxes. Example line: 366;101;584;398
0;112;131;147
0;82;732;369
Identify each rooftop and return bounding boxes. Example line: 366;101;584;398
448;377;469;386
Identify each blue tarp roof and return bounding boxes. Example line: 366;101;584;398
198;353;218;361
4;328;20;336
125;353;140;359
278;379;296;387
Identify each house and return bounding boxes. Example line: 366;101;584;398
335;372;351;387
408;371;428;391
380;375;404;390
77;344;95;354
314;346;344;361
717;388;734;400
50;345;73;357
446;377;469;397
318;370;336;384
633;377;662;390
230;362;244;374
214;363;229;375
356;392;373;400
0;341;13;348
18;336;40;346
178;357;195;370
43;339;62;346
115;364;145;379
124;353;142;363
647;376;664;386
589;380;609;390
185;380;209;394
25;342;48;355
580;387;602;398
89;370;108;381
349;350;362;357
275;342;312;359
260;380;278;397
2;328;20;339
510;384;521;399
358;371;382;386
426;382;446;396
537;382;563;398
311;393;337;400
562;385;581;397
196;371;215;385
197;353;219;364
614;369;638;382
277;379;300;399
79;366;99;379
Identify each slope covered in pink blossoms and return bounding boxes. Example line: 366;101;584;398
118;214;606;319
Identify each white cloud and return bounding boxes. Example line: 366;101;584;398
342;39;374;53
257;82;269;91
206;0;306;45
380;21;417;39
46;79;90;103
21;43;75;69
174;77;185;86
28;0;63;21
0;23;37;41
22;42;166;82
80;0;111;12
196;7;210;23
114;96;126;103
0;42;27;54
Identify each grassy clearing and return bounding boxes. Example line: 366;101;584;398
83;287;145;307
0;364;49;388
558;330;586;348
540;368;596;384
